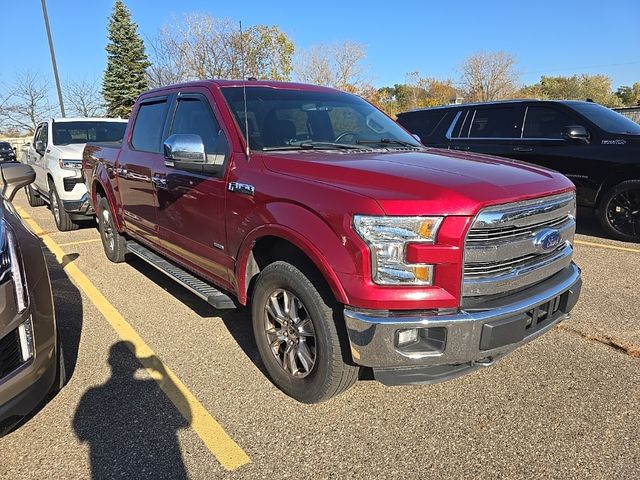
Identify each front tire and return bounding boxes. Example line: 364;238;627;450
598;180;640;242
97;196;127;263
251;261;359;403
49;182;79;231
25;185;46;207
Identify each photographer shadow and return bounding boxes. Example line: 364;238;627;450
73;341;191;480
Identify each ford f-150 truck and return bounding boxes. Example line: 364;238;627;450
83;80;582;403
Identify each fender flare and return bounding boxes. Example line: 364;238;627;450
91;164;122;231
235;222;352;306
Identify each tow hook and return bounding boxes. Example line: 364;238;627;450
471;356;495;367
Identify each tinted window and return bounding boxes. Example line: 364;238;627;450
469;107;518;138
523;106;577;139
571;102;640;135
170;97;228;164
131;100;168;152
397;110;450;141
53;121;127;145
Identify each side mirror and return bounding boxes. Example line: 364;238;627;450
163;134;206;164
1;163;36;202
34;140;46;155
561;125;589;143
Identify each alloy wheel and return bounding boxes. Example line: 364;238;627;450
101;209;115;252
606;188;640;238
263;288;317;378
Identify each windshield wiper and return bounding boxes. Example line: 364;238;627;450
262;142;372;151
357;138;422;148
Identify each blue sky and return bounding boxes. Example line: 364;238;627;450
2;0;639;92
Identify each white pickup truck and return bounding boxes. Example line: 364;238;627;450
25;117;127;230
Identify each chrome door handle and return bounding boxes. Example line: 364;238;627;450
513;147;533;152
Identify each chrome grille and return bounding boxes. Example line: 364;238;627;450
464;192;576;297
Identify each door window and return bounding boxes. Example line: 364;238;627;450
170;97;228;165
523;106;578;139
468;107;518;138
131;100;169;153
37;123;49;146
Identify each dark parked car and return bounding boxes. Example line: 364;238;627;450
0;142;17;163
0;163;64;436
397;100;640;242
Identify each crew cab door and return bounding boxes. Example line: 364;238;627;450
507;104;593;204
29;122;49;192
153;89;233;285
117;96;171;243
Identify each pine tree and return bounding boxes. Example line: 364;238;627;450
102;0;150;118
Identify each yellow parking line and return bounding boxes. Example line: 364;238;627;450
57;238;102;247
575;239;640;254
16;207;251;471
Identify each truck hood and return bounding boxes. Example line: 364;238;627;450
261;148;574;216
50;143;86;159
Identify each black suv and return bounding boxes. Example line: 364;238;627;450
0;142;17;163
397;100;640;242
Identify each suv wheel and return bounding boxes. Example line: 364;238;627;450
598;180;640;242
49;181;79;231
251;261;359;403
97;196;127;263
25;185;46;207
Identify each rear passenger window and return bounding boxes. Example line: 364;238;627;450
468;107;518;138
451;110;470;138
131;100;168;153
523;106;577;139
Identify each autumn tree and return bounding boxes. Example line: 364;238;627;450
460;51;519;101
615;82;640;106
64;79;105;117
147;14;294;87
102;0;150;118
520;74;622;107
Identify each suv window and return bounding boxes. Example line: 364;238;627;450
523;106;577;139
468;107;518;138
37;123;49;146
397;110;450;141
170;97;228;165
131;100;168;153
451;110;471;138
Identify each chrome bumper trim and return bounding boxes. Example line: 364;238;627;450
62;193;93;215
344;263;581;368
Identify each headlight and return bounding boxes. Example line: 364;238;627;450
353;215;443;285
0;221;28;313
59;158;82;170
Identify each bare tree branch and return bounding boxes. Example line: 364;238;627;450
3;71;55;134
295;41;369;91
459;51;520;102
64;78;105;117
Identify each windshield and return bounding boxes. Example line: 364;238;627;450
571;103;640;135
52;121;127;145
221;86;422;151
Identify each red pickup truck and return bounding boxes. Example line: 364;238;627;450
83;80;582;403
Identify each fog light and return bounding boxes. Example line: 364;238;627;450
397;328;419;347
17;317;34;362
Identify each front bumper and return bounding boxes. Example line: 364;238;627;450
344;263;581;386
62;193;94;218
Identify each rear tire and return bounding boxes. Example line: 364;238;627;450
598;180;640;242
49;181;79;231
25;185;46;207
251;261;359;403
97;196;127;263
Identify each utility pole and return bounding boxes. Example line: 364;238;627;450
40;0;65;117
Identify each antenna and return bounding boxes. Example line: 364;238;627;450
239;21;250;160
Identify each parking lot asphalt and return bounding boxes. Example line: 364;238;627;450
0;193;638;479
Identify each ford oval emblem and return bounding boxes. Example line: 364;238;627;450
534;228;562;252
